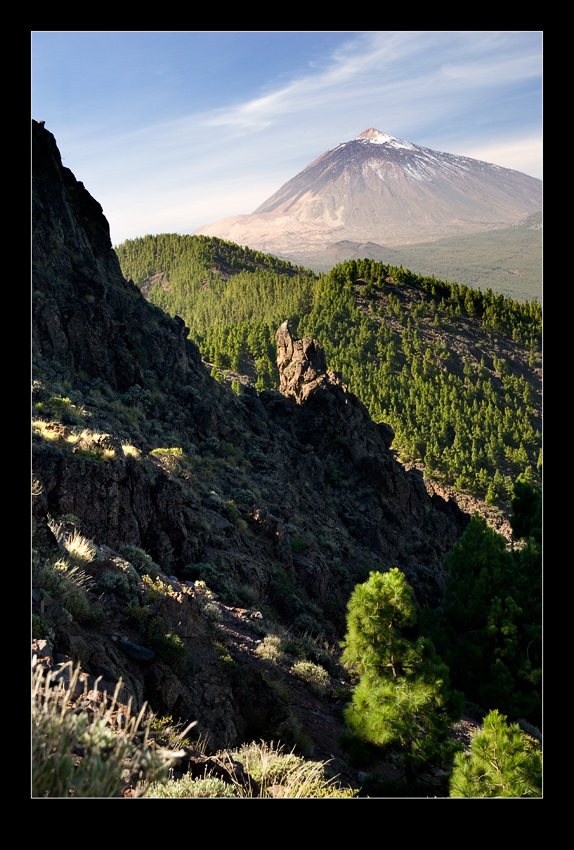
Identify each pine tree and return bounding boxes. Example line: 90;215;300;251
436;513;541;725
449;710;542;797
341;569;464;780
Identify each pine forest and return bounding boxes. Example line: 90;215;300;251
115;233;542;509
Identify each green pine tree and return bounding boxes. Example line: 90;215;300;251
435;512;541;725
449;710;542;797
340;569;464;781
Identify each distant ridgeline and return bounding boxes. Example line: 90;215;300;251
115;235;542;506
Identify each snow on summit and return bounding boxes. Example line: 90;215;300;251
355;128;415;150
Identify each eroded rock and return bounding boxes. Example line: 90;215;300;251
276;320;342;402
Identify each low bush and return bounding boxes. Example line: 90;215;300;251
291;660;331;696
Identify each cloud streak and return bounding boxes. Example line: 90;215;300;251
201;32;541;137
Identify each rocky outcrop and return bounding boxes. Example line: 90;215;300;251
275;320;395;459
276;320;335;402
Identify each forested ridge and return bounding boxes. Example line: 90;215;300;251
305;211;542;300
115;234;541;510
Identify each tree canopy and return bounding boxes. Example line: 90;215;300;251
341;569;464;781
115;236;541;505
449;709;542;797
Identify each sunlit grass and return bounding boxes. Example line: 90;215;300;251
32;660;178;798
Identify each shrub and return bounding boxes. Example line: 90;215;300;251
255;633;288;664
230;741;358;798
144;629;187;672
149;447;187;472
33;395;85;424
48;522;98;568
95;571;139;606
118;545;161;578
182;561;217;584
32;661;173;797
291;660;331;696
146;775;237;798
141;574;176;604
35;554;95;624
121;444;141;460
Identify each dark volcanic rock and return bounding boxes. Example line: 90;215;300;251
32;120;201;393
275;320;395;461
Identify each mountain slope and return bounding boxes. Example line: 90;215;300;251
194;129;542;278
115;232;541;519
288;213;543;301
32;121;469;756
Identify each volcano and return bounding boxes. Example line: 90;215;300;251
194;128;542;268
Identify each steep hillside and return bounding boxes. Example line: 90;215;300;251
116;234;541;520
32;120;470;772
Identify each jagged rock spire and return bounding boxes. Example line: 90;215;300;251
276;321;336;403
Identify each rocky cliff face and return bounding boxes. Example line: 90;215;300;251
32;121;199;394
275;320;395;458
32;120;469;751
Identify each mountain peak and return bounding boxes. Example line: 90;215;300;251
354;128;415;150
355;128;393;142
194;128;542;262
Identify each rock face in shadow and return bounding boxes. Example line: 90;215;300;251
32;120;199;393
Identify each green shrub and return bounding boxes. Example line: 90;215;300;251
40;558;95;624
182;562;217;584
95;571;139;605
290;537;308;554
291;613;324;638
291;660;331;696
32;614;55;643
34;395;85;424
141;574;176;604
146;775;237;798
144;628;187;672
118;545;161;578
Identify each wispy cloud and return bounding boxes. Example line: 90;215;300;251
463;134;543;177
200;31;541;139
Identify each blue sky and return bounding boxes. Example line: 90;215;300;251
32;31;543;246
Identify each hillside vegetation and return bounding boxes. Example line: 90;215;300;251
299;213;542;300
116;235;542;510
